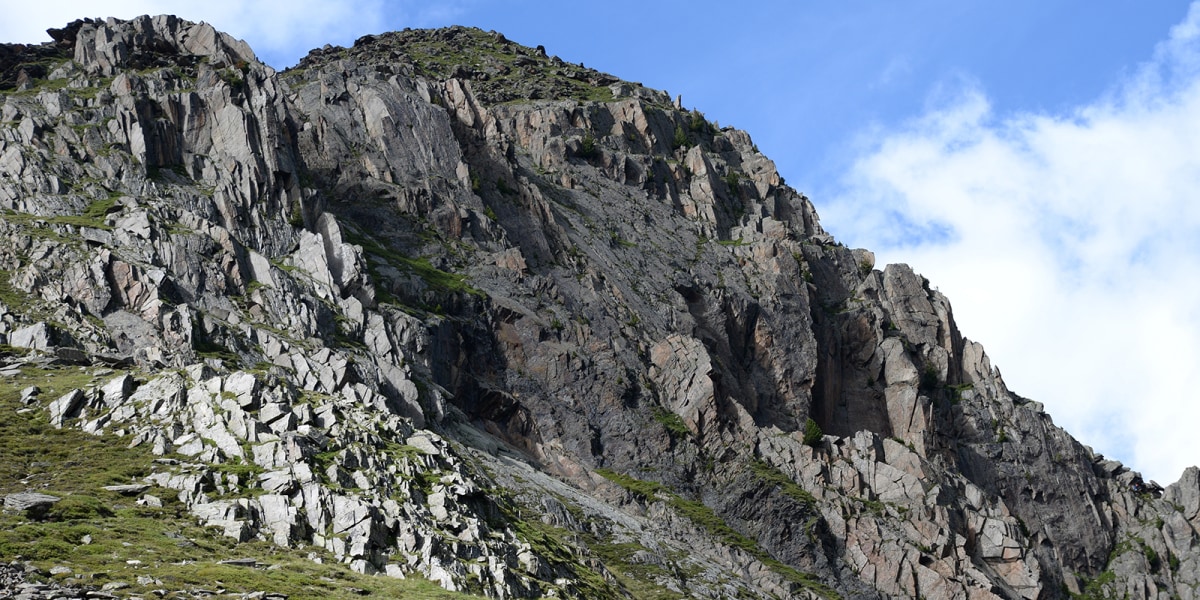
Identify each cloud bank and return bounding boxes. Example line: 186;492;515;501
823;3;1200;484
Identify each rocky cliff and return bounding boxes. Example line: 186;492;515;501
1;16;1198;600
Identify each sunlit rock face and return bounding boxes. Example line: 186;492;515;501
1;16;1197;599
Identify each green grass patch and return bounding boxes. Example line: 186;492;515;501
0;211;70;244
0;509;477;598
376;28;616;106
194;339;239;364
0;276;59;328
384;442;427;462
594;468;666;500
652;408;690;438
949;383;973;404
0;365;477;598
47;196;120;230
0;344;31;357
0;271;33;312
588;540;687;600
750;460;815;507
504;510;620;598
609;231;636;248
594;469;838;598
855;496;888;516
0;365;147;495
802;417;823;446
345;230;481;297
210;458;265;481
5;76;71;96
1;196;120;234
1073;570;1116;600
46;494;114;520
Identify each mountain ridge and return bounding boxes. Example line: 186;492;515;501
0;15;1197;600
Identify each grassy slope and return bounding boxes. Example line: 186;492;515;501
0;358;475;599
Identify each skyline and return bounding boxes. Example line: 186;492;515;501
3;1;1199;484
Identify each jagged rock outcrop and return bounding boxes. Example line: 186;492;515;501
1;16;1198;600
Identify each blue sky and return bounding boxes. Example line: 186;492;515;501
5;1;1200;484
446;2;1195;195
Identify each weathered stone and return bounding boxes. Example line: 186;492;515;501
192;500;254;542
257;494;301;547
405;433;441;456
224;371;259;408
218;558;258;567
103;484;150;495
9;322;51;349
4;492;60;518
137;494;163;508
47;389;85;427
258;470;296;494
19;386;39;405
1165;467;1200;525
52;347;89;364
99;373;134;406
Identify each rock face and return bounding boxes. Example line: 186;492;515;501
1;16;1198;600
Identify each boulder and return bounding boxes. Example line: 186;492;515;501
47;389;85;427
9;323;51;349
102;484;150;495
3;493;60;519
100;374;135;406
19;386;39;405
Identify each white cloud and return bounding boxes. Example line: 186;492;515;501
872;56;913;89
823;3;1200;484
0;1;470;67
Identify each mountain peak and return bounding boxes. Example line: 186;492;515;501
0;15;1197;600
291;24;652;106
